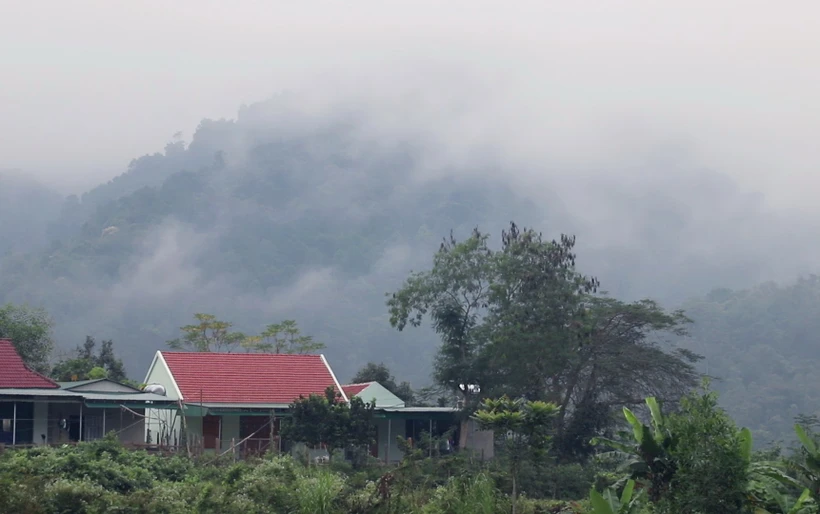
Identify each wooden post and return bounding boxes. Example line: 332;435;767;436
429;418;433;457
102;409;106;437
385;419;391;464
11;402;16;446
79;403;83;442
269;410;274;455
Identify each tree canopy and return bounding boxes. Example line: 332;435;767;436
51;336;128;383
0;303;54;374
281;386;376;461
388;222;701;459
168;314;323;354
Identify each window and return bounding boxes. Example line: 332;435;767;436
1;419;10;432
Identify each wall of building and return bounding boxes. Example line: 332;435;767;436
0;401;35;445
375;418;405;464
143;355;182;445
219;415;239;452
96;407;145;445
45;403;146;445
32;401;48;444
463;419;494;460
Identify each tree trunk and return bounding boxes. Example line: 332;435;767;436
511;473;517;514
459;419;469;449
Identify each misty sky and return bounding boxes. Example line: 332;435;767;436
2;1;820;211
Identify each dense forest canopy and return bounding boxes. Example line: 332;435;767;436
2;96;819;446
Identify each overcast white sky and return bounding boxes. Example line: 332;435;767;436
2;0;819;209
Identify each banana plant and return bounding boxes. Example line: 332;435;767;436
591;397;677;503
589;479;646;514
751;487;813;514
740;425;813;514
790;424;820;500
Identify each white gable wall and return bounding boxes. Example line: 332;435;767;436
143;352;184;447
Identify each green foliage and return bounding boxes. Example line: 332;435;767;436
0;302;54;373
248;319;325;354
293;468;345;514
595;388;749;513
659;388;748;514
168;314;324;357
281;386;377;459
681;276;820;446
421;473;499;514
51;336;128;383
589;480;646;514
592;397;677;503
389;222;700;461
474;396;559;513
167;313;246;352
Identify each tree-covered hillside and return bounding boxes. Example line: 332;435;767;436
0;100;539;384
681;276;820;446
0;170;62;256
2;95;820;448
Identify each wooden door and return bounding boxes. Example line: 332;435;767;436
202;415;220;449
240;416;269;455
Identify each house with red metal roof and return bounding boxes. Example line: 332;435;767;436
0;339;176;447
142;350;347;455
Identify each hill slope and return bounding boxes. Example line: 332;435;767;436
2;95;820;433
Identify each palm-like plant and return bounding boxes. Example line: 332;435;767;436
473;396;558;514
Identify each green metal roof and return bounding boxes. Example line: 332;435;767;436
57;379;100;389
0;388;78;398
0;388;177;408
375;406;460;420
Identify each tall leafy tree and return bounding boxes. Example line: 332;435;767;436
51;336;128;383
544;297;700;459
387;228;496;412
0;303;53;374
388;222;699;458
167;313;245;352
247;320;325;354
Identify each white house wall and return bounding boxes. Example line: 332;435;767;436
143;353;182;445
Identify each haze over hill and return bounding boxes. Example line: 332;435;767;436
3;1;820;445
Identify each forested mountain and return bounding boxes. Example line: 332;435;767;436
0;170;62;255
1;95;819;445
682;277;820;447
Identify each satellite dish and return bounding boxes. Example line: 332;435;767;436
143;384;167;396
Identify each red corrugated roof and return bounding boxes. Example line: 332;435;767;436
160;351;340;404
0;339;59;389
343;382;372;397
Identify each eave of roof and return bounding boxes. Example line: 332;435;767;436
0;388;175;404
